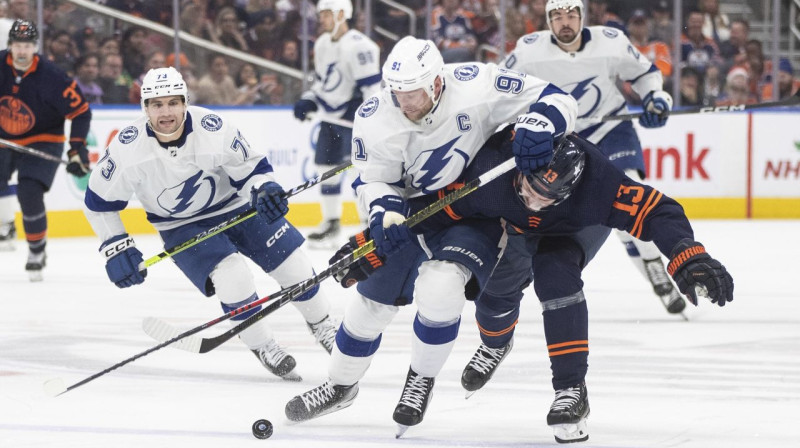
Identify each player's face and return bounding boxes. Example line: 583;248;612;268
146;96;187;135
9;42;36;71
518;174;557;211
393;87;434;121
549;8;581;44
318;10;335;33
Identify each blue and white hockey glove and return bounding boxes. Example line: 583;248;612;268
639;90;673;129
101;234;147;288
667;239;733;307
293;99;318;121
66;142;90;177
513;113;556;174
368;196;413;258
251;181;289;224
330;228;385;288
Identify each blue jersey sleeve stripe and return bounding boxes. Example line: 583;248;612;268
627;64;659;84
229;158;274;190
356;73;382;88
84;187;128;212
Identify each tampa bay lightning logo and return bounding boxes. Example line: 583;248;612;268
408;137;469;193
201;114;223;131
602;28;619;38
358;97;379;118
157;171;217;216
118;126;138;144
565;76;603;119
321;63;343;92
454;64;479;81
523;33;540;44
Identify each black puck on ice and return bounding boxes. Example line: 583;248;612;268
252;419;273;439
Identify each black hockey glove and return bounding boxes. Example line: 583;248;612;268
66;143;90;177
667;239;733;307
330;228;385;288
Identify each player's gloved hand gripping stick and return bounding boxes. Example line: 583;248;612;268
44;158;517;397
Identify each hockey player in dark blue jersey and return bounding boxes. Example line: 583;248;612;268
0;19;92;280
403;126;734;443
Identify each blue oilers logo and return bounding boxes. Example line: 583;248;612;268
602;28;619;38
565;76;603;119
453;64;479;81
201;114;223;131
118;126;138;144
523;33;540;44
157;170;217;216
358;97;379;118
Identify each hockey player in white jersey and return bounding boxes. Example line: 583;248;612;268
293;0;381;248
284;36;577;435
502;0;685;315
83;67;338;381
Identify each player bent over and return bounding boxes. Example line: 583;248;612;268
283;36;577;437
83;67;337;380
410;128;733;443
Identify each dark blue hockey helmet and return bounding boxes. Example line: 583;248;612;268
518;137;585;211
8;19;39;45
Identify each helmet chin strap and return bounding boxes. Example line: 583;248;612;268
147;110;188;140
331;12;346;39
416;76;445;125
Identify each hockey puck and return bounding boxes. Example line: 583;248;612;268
252;419;273;439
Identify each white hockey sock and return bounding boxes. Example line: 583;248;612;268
328;343;375;386
0;194;16;224
319;193;341;223
269;250;331;323
410;332;457;378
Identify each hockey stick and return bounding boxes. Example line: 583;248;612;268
306;112;354;128
584;89;800;123
142;157;519;354
0;137;69;165
138;161;353;271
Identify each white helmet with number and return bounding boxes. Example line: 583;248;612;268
140;66;189;113
382;36;444;103
316;0;352;20
546;0;584;28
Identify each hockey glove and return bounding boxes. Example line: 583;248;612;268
667;238;733;307
293;99;318;121
101;234;147;288
330;228;385;288
251;181;289;224
368;196;413;258
513;114;556;174
66;143;90;177
639;90;673;129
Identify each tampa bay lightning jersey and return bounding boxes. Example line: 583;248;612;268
502;27;663;143
351;61;577;212
309;29;381;116
84;106;274;240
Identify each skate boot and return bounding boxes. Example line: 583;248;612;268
307;315;338;354
25;250;46;282
644;258;686;314
306;218;341;249
393;367;435;438
0;221;15;251
251;339;301;381
285;379;359;422
547;381;590;444
461;338;514;398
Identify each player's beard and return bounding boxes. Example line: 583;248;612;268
555;27;578;45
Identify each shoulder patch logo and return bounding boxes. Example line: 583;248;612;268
201;114;223;131
523;33;540;44
602;28;619;38
358;97;379;118
454;64;480;81
118;126;138;144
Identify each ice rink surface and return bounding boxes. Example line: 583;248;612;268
0;220;798;448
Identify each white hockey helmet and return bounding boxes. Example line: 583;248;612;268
546;0;584;28
316;0;352;20
382;36;444;103
140;66;189;113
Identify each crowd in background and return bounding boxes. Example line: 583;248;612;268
3;0;798;108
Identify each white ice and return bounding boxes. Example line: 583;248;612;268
1;220;798;448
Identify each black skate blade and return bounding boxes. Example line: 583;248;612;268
280;371;303;382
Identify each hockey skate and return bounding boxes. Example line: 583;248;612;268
393;367;435;438
251;339;301;381
644;258;687;315
285;379;359;422
25;250;46;282
306;218;341;249
461;338;513;398
307;315;338;354
547;381;590;444
0;221;15;251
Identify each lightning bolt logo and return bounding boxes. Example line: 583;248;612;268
410;137;468;193
157;171;216;215
567;76;602;118
321;63;342;92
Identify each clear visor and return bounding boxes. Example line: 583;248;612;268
517;173;557;211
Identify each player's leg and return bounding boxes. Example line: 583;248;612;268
307;121;352;248
0;185;17;251
596;124;685;314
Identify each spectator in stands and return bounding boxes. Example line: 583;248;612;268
258;72;286;105
703;64;723;105
681;10;721;75
75;27;99;55
628;9;672;79
679;66;704;106
120;26;148;84
234;62;264;106
719;19;749;69
762;58;800;101
194;54;243;105
51;1;90;36
276;38;300;69
74;53;103;105
97;53;131;104
45;30;77;76
471;0;499;48
247;10;280;60
650;0;675;45
522;0;547;32
717;66;757;106
698;0;730;45
129;50;166;104
432;0;478;63
98;36;121;58
211;6;249;52
7;0;31;20
166;52;198;101
586;0;625;33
